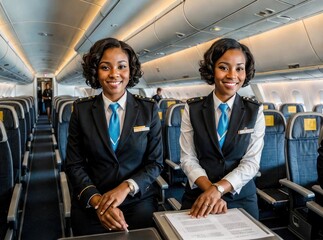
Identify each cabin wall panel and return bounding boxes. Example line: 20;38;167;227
256;80;323;111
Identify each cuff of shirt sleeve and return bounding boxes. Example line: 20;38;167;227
223;174;242;195
78;185;100;208
187;169;208;189
125;179;139;196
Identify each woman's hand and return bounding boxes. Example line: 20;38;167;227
97;206;128;231
189;185;227;218
96;182;130;215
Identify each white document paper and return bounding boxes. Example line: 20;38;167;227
164;208;274;240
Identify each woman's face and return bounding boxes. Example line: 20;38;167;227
98;47;130;102
213;49;246;102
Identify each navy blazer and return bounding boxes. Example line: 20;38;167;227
66;92;163;207
183;93;260;202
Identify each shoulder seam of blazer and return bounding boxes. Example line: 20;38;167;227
75;95;96;103
187;96;206;105
133;94;155;103
242;96;260;105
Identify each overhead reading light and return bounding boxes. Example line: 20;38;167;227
255;8;275;17
176;32;185;38
38;32;54;37
155;52;166;56
209;26;221;32
288;63;300;69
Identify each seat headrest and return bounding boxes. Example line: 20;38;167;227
264;110;286;133
165;103;185;127
0;105;19;129
287;112;323;139
280;103;304;115
59;101;74;123
158;99;180;109
262;102;276;110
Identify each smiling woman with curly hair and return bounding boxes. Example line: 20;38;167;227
66;37;163;236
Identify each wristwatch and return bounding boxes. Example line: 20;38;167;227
126;180;135;194
212;183;225;196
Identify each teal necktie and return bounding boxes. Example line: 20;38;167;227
218;103;229;148
109;103;120;151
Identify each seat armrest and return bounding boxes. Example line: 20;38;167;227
256;188;276;205
55;149;62;170
60;172;71;218
312;185;323;196
7;183;22;229
22;151;30;175
4;229;13;240
156;175;169;190
165;159;180;170
52;134;57;148
306;201;323;218
167;198;182;211
279;178;315;198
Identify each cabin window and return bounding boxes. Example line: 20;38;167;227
271;91;282;106
291;90;304;104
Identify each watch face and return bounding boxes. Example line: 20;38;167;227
218;185;224;193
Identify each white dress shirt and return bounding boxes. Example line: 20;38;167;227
102;92;139;195
180;92;265;194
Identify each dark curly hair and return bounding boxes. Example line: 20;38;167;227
199;38;255;87
82;37;143;89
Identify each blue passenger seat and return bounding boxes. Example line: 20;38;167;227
164;103;186;185
256;110;289;220
280;112;323;239
57;100;74;171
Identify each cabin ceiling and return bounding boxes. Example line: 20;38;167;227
0;0;323;85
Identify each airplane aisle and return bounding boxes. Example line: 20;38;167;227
19;115;63;240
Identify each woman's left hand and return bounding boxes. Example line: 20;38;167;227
96;182;130;216
189;186;227;218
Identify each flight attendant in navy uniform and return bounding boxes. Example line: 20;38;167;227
65;38;163;235
180;38;265;220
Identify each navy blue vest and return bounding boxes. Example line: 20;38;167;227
183;93;260;203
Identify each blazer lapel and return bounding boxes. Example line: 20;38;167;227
91;93;115;154
116;92;139;151
202;93;220;151
223;94;245;149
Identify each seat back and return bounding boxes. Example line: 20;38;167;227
165;103;185;163
279;103;304;122
164;103;186;184
262;102;276;110
285;112;323;188
256;110;286;189
57;101;74;169
0;105;21;183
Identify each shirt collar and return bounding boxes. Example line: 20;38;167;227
213;91;236;111
102;91;127;111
